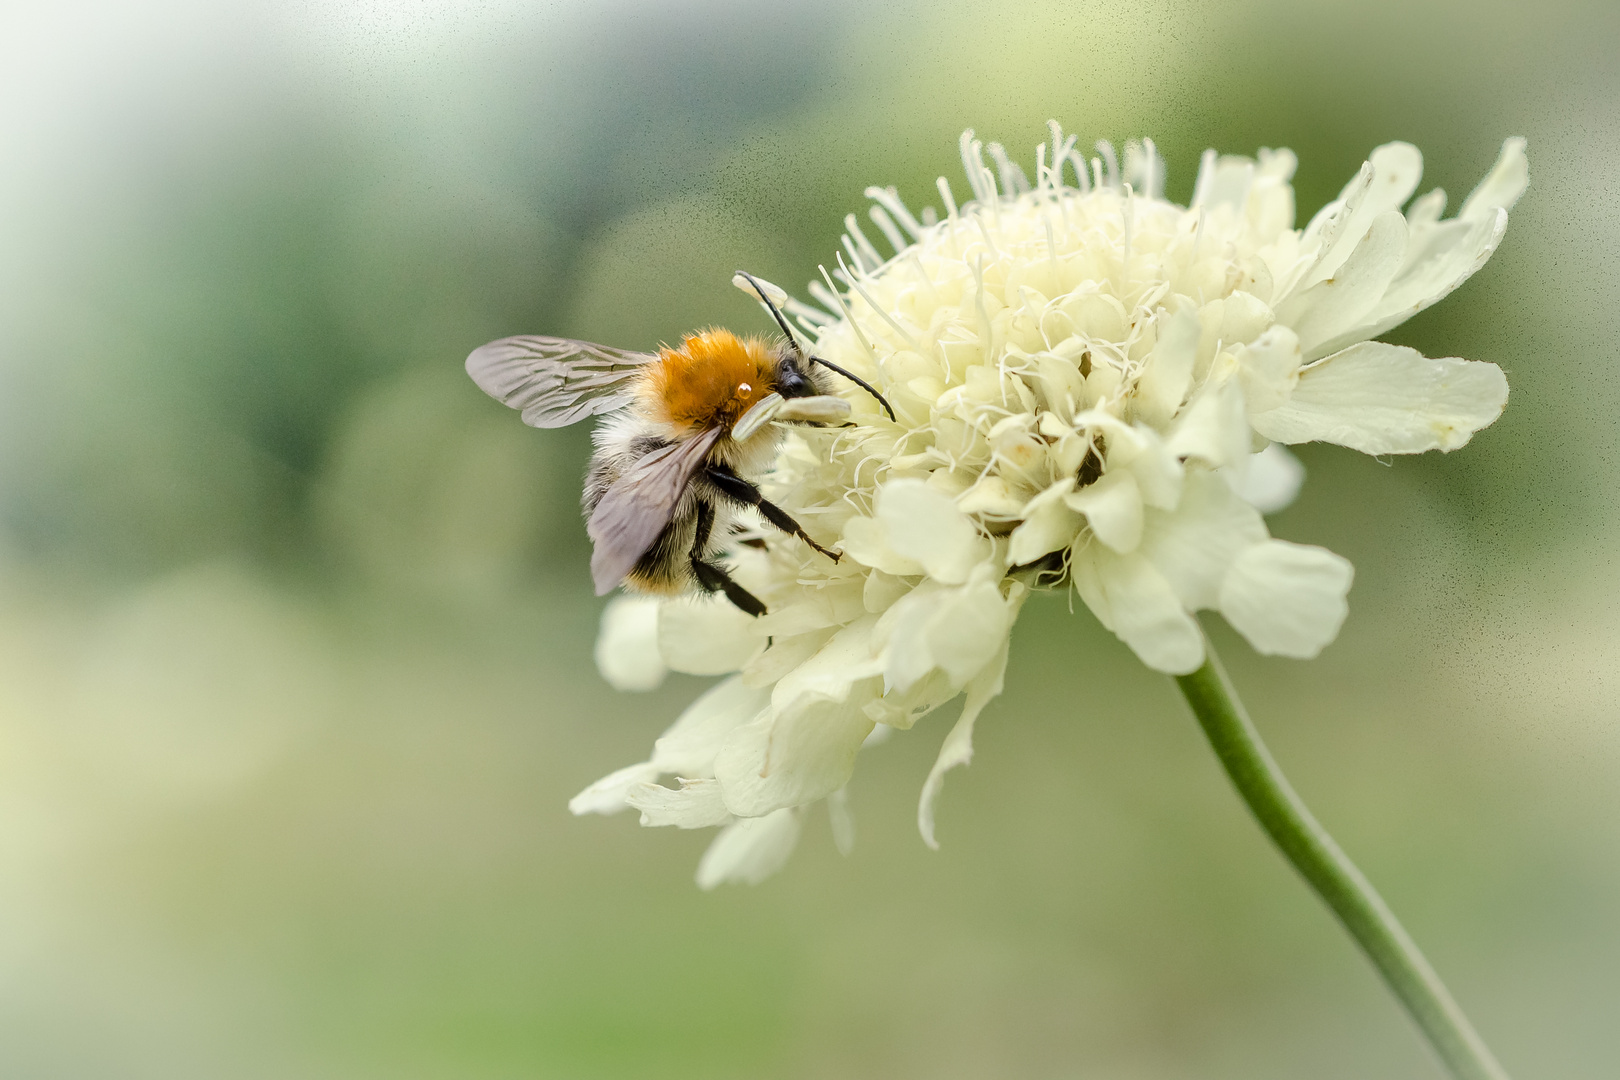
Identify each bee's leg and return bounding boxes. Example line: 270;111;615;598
689;498;768;617
703;465;840;563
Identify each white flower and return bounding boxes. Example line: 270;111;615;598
575;124;1527;886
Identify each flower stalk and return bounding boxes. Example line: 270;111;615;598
1175;639;1509;1080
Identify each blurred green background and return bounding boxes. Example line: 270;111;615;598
0;0;1615;1077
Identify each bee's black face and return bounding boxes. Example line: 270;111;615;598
774;351;818;398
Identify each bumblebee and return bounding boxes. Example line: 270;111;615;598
465;272;892;617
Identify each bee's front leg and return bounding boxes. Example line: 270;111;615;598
702;465;840;563
689;498;768;617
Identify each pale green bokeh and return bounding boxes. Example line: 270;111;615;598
0;1;1616;1077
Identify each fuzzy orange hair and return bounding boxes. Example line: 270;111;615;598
638;329;778;436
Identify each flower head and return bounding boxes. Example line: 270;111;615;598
575;124;1528;887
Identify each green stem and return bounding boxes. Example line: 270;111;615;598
1174;641;1509;1080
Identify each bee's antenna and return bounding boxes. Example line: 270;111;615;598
735;269;896;423
735;270;799;346
807;356;895;422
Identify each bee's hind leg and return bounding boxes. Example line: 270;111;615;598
690;498;767;617
703;465;840;563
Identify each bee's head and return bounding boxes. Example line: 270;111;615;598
735;269;895;421
773;347;821;399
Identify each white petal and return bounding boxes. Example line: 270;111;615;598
627;778;733;828
841;515;925;576
594;596;667;692
1134;305;1200;427
695;808;802;889
1406;188;1446;227
1298;143;1420;288
1073;544;1204;674
1219;541;1354;658
917;634;1011;850
714;698;874;818
1316;211;1505;356
1166;378;1250;469
771;614;885;713
1139;470;1267;611
879;573;1013;693
658;595;760;675
1225;443;1305;515
1008;480;1083;565
1236;325;1303;415
716;619;883;818
1064;469;1143;553
1277;210;1408;358
652;676;771;775
568;761;660;816
1250;341;1508;454
878;479;990;584
1459;137;1528;221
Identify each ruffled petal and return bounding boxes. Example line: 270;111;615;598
714;701;875;818
715;619;883;817
1277;210;1408;359
652;675;771;776
1224;443;1305;515
1008;480;1082;565
695;808;802;889
1235;325;1304;415
878;573;1014;693
1250;341;1508;454
626;778;733;828
1073;543;1204;674
877;479;992;584
1139;470;1267;611
1459;137;1528;221
658;595;761;675
917;632;1012;849
1219;540;1354;658
1065;469;1142;553
1165;379;1250;469
569;761;661;816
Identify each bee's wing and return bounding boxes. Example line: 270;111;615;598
465;335;656;428
587;427;723;595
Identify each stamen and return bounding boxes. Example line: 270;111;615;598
959;130;992;204
1066;147;1091;193
868;205;909;255
817;262;878;366
844;213;885;271
1121;182;1134;277
936;176;958;220
864;185;924;238
1140;138;1159;198
840;233;870;276
807;279;840;313
784;297;834;327
1096;140;1120;189
1191;148;1217;207
986;142;1031;195
974;215;1001;260
838;256;922;352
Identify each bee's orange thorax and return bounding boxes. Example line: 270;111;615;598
640;328;777;435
